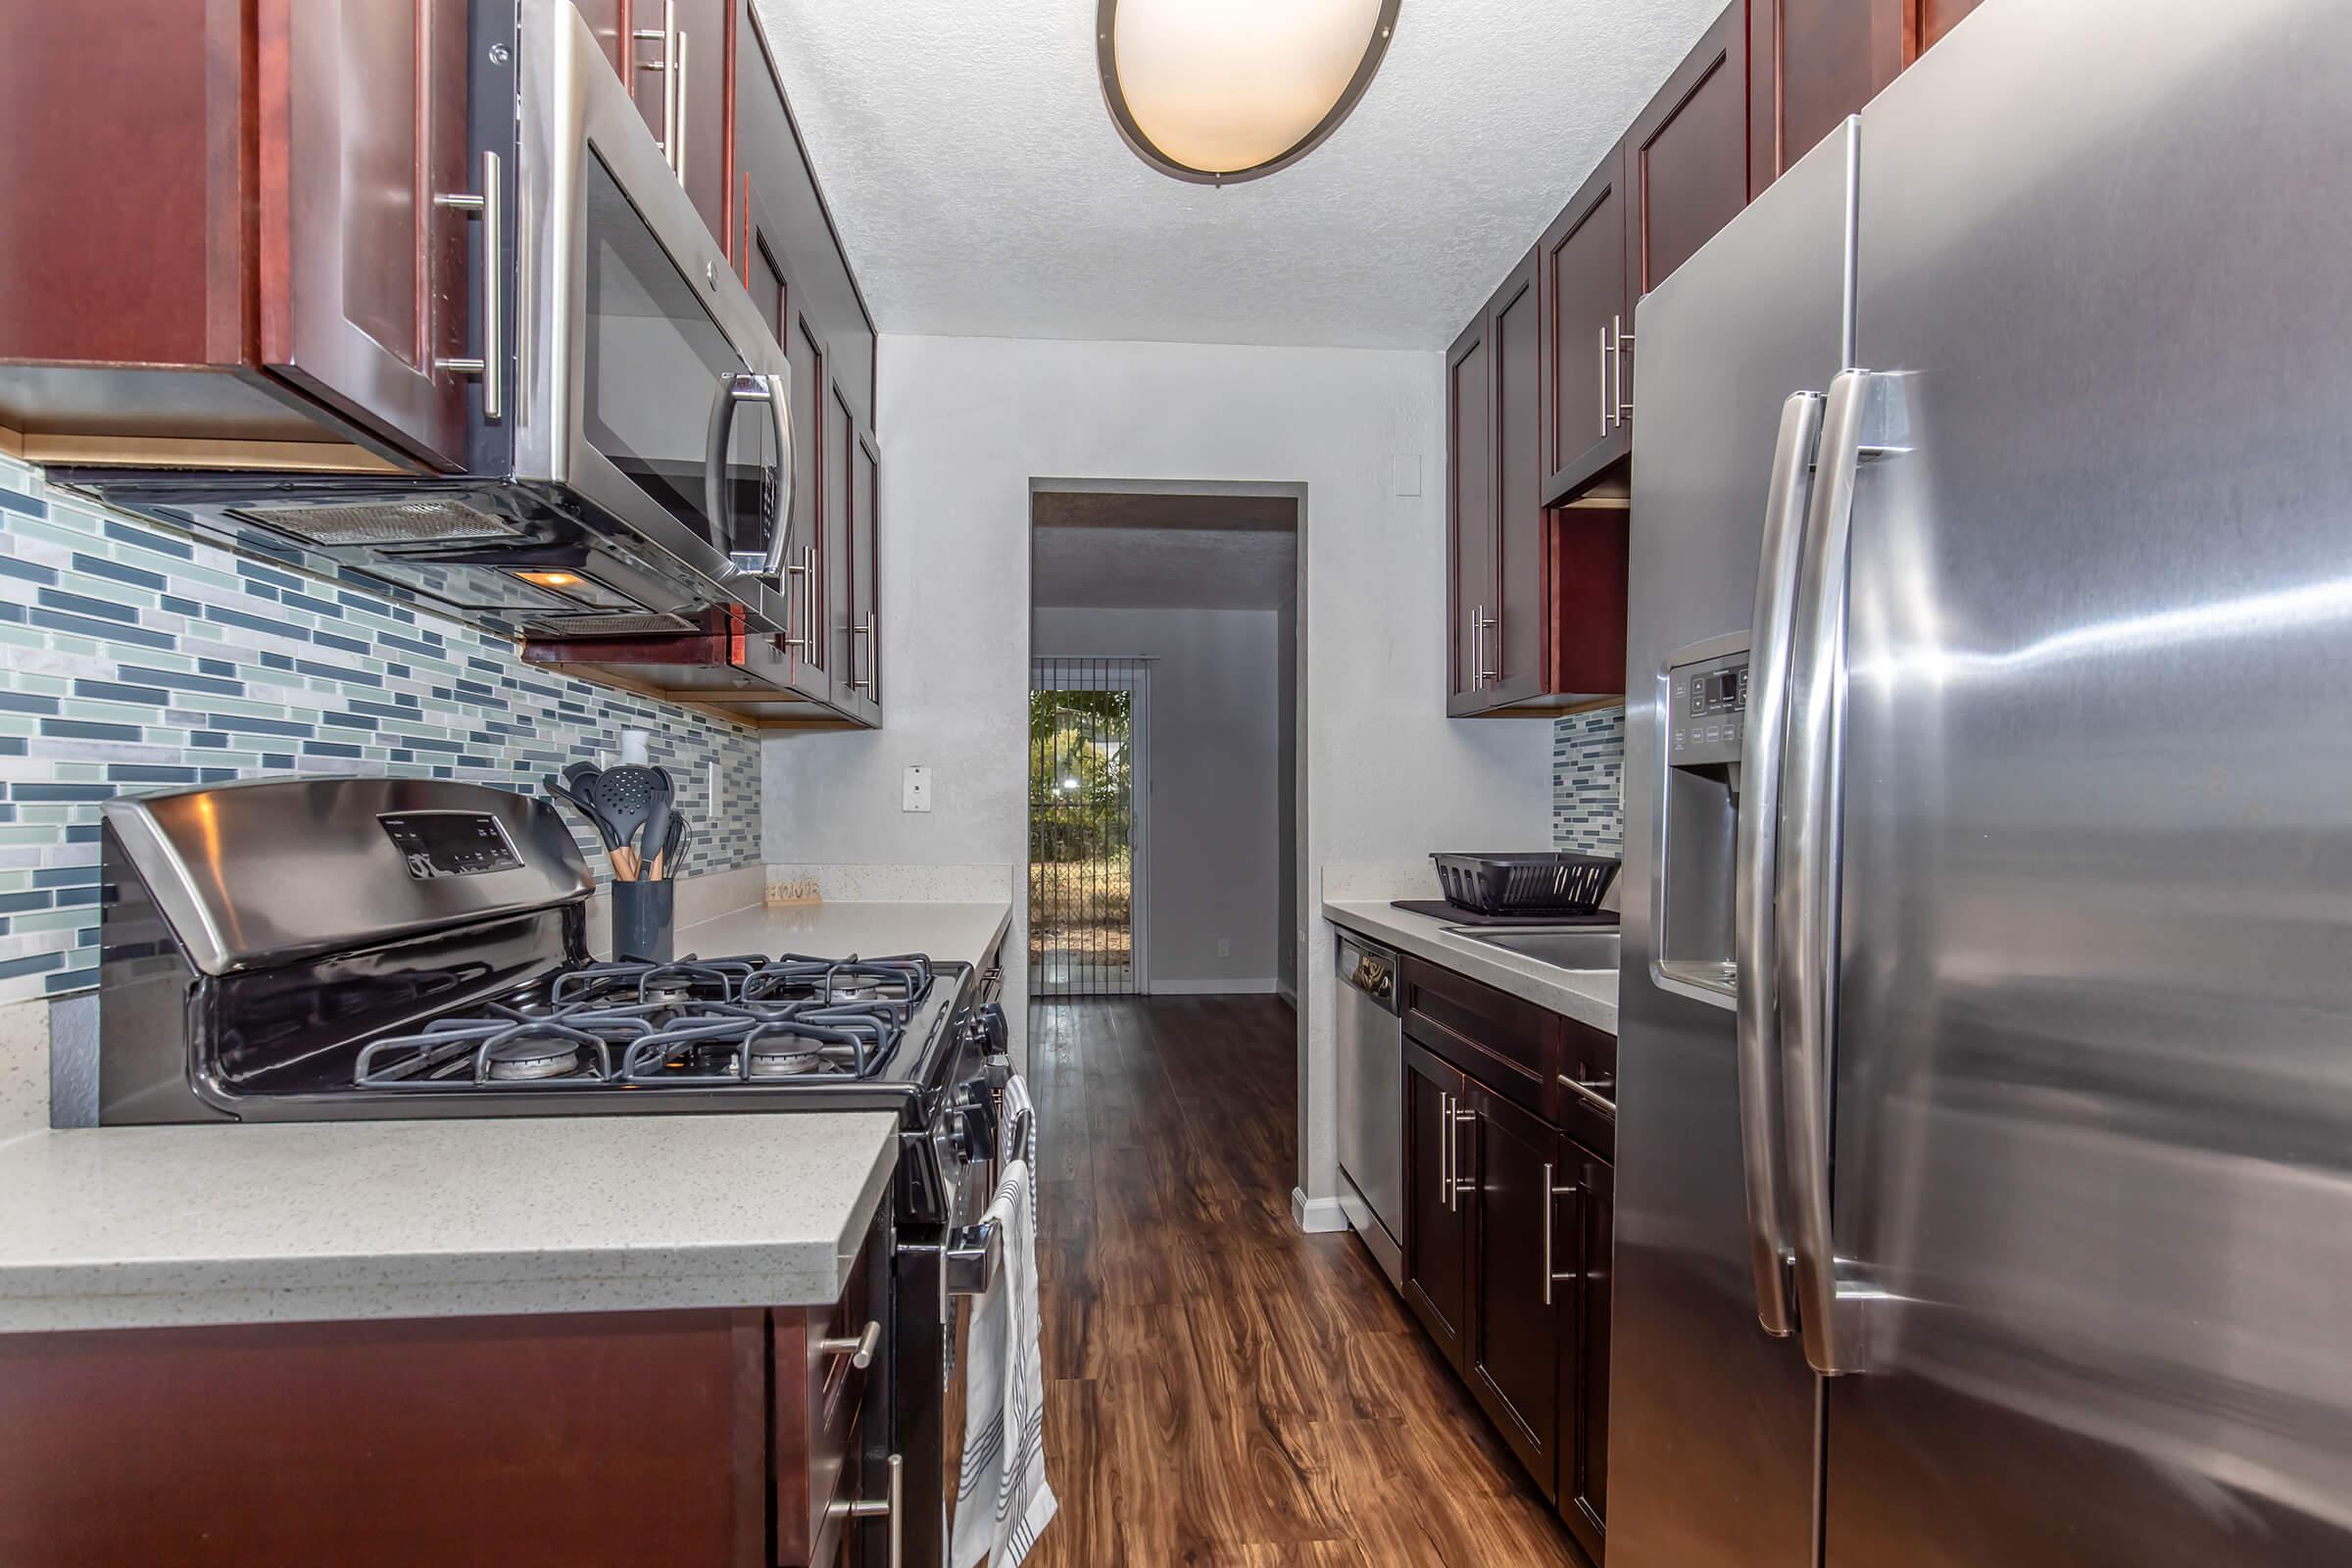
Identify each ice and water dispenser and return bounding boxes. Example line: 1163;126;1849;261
1655;636;1751;1002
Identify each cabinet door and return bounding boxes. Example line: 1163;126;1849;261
788;318;829;687
1913;0;1986;54
1748;0;1902;194
1539;153;1631;499
1623;0;1749;428
1488;250;1546;710
573;0;626;78
1465;1087;1562;1500
1556;1140;1615;1563
257;0;473;470
850;434;881;715
1403;1040;1472;1370
824;382;858;696
618;0;728;242
1445;314;1494;711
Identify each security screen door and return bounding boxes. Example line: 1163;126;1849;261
1028;658;1150;996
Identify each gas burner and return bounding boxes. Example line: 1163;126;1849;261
483;1035;584;1081
748;1044;827;1077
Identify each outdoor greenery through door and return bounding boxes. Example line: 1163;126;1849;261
1029;659;1148;995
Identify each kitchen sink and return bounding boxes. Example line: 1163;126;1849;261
1446;927;1622;971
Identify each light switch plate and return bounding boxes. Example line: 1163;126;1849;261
1391;453;1422;497
903;765;932;812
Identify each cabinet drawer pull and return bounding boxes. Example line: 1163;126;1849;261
1556;1072;1617;1118
1447;1101;1478;1210
1613;316;1637;424
827;1451;902;1568
817;1318;882;1370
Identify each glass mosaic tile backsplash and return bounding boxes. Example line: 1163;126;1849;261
0;455;764;1004
1553;706;1625;856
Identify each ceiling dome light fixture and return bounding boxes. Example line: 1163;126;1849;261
1098;0;1402;185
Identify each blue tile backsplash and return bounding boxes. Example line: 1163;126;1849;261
0;455;764;1004
1553;706;1625;856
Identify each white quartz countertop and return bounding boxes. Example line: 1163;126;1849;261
0;893;1013;1334
1322;899;1619;1036
666;898;1012;974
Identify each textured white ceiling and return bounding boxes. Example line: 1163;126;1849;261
749;0;1728;349
1033;524;1298;610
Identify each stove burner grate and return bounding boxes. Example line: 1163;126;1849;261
351;952;933;1091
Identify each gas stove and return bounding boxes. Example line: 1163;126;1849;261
96;775;1010;1568
93;777;1002;1139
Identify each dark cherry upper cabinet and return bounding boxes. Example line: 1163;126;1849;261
824;382;858;701
1466;1086;1564;1503
849;434;881;717
1489;254;1547;710
259;0;475;472
1747;0;1992;194
1404;1039;1474;1371
0;0;478;473
1446;314;1494;711
1450;246;1630;721
1539;155;1631;504
1747;0;1901;193
1623;1;1749;412
619;0;731;245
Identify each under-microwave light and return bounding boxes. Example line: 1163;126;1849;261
514;570;585;589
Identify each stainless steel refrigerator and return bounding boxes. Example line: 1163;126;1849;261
1612;2;2352;1564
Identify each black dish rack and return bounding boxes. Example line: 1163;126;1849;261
1432;852;1621;917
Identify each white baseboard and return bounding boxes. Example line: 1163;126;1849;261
1292;1189;1348;1234
1151;977;1281;996
1275;979;1298;1007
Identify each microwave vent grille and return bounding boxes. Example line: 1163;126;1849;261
237;499;522;548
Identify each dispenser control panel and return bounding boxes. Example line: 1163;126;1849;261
1669;652;1749;766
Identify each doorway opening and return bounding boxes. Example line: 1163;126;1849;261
1028;659;1150;997
1027;482;1300;1003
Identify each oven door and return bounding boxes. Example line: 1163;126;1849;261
514;0;800;633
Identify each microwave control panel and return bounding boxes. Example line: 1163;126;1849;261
1669;652;1749;767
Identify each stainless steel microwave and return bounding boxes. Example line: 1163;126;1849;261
58;0;807;646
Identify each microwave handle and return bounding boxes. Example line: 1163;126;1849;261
707;370;796;581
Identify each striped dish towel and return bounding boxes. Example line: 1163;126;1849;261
999;1071;1037;1173
951;1155;1056;1568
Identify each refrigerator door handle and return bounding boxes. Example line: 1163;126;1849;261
1734;390;1826;1341
1778;367;1882;1377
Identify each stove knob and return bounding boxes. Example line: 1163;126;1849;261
961;1003;1008;1055
951;1081;998;1161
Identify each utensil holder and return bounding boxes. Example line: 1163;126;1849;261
611;878;675;963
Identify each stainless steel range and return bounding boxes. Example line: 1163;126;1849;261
95;774;1009;1568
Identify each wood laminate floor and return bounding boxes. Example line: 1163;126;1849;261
1021;995;1582;1568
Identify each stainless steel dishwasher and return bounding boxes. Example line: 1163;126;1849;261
1333;928;1404;1288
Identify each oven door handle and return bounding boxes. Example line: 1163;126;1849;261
706;369;795;583
943;1215;1002;1298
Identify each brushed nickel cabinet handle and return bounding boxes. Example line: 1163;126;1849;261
1544;1163;1578;1305
1597;324;1609;437
850;612;873;691
1614;316;1637;424
432;150;501;419
827;1452;902;1568
816;1318;881;1369
633;1;678;166
671;28;689;183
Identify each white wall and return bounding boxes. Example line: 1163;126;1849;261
1033;608;1284;992
762;334;1550;1212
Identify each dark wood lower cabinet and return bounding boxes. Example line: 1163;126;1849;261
1399;956;1616;1562
1468;1086;1564;1500
1404;1038;1474;1366
1558;1141;1615;1561
0;1231;889;1568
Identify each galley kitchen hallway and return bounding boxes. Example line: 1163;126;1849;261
1022;996;1580;1567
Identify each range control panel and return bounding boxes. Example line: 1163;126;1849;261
378;811;523;878
1669;652;1749;767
